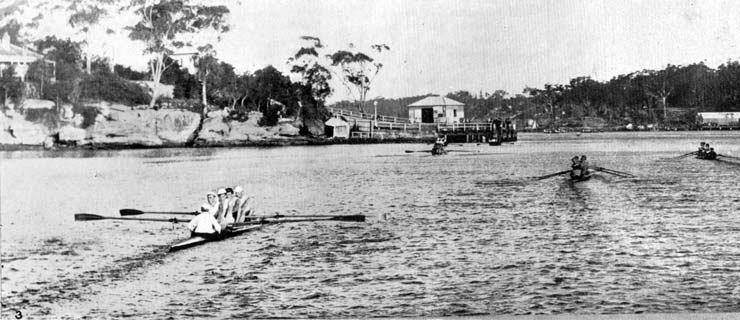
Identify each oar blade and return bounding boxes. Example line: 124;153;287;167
120;208;144;216
330;214;366;222
405;150;431;153
75;213;105;221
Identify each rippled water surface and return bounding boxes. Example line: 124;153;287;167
2;131;740;319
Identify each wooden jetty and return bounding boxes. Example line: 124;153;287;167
328;107;517;144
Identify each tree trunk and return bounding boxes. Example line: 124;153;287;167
148;53;164;109
661;96;667;120
201;70;208;110
86;53;91;74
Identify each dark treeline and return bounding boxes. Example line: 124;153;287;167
332;62;740;129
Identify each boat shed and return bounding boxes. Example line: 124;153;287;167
697;112;740;126
407;95;465;124
325;117;350;138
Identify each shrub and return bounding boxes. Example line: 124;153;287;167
258;103;282;126
72;105;99;128
80;72;151;106
155;98;205;114
23;108;60;129
227;109;249;122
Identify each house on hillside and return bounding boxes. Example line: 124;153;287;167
697;112;740;126
0;33;53;82
407;95;465;124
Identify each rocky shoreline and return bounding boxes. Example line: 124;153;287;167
0;101;433;151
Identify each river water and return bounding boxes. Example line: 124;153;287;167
2;131;740;319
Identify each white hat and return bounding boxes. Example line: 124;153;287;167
234;186;243;193
217;188;227;195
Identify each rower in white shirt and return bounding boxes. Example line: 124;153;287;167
188;205;222;239
204;191;219;217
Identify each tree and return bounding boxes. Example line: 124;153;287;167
67;0;119;74
289;36;332;104
30;36;85;104
328;43;389;113
209;61;239;109
643;66;677;121
0;67;23;108
126;0;230;109
192;45;218;111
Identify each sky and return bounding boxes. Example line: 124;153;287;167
11;0;740;102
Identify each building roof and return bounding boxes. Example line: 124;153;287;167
0;33;43;62
408;95;464;108
325;117;349;127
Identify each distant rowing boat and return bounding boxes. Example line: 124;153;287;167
570;172;592;182
696;152;717;160
169;224;263;252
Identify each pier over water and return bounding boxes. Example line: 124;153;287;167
328;107;517;144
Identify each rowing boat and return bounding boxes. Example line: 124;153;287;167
696;153;717;160
571;174;592;182
169;224;263;252
570;169;592;182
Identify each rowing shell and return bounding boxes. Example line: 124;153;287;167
570;172;592;182
169;224;262;252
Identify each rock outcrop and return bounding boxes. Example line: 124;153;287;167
0;110;50;146
89;105;201;147
195;111;304;146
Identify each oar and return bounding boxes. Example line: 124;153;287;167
674;151;698;159
120;208;198;216
532;170;571;180
247;214;366;219
718;154;740;160
593;167;635;178
75;213;190;223
405;150;432;153
231;215;366;227
447;150;481;153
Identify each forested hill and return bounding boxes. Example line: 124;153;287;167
330;61;740;129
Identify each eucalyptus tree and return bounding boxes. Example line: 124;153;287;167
642;66;678;121
126;0;230;108
191;44;218;110
327;43;389;113
288;36;332;105
67;0;120;73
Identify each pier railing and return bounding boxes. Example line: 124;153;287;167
328;107;409;123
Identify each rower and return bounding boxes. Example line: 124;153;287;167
579;155;590;178
187;205;222;239
234;186;255;223
216;188;229;226
707;147;717;160
698;142;706;155
204;191;219;218
225;187;239;221
431;134;447;155
570;156;581;179
220;188;236;227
